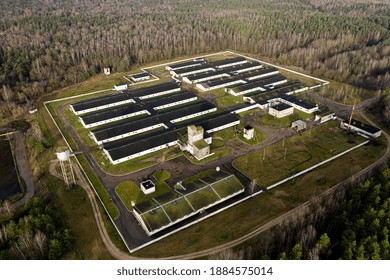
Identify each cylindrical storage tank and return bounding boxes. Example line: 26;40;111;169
56;147;71;161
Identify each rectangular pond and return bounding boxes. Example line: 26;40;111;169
0;139;21;201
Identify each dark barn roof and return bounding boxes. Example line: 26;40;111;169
212;57;247;67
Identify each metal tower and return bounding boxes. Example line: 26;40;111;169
55;147;76;190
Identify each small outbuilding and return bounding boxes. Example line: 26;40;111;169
140;180;156;195
130;72;151;82
291;120;307;131
114;83;128;91
315;110;335;124
103;67;111;75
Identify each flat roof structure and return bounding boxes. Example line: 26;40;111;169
271;103;292;111
105;130;181;162
70;92;136;115
78;91;198;128
170;64;215;77
341;119;382;138
128;81;181;100
182;70;230;84
280;95;318;112
227;80;268;96
79;103;150;128
225;61;262;74
91;101;217;143
130;72;151;81
70;81;180;115
240;67;279;80
103;112;240;163
212;57;247;69
166;60;204;71
197;77;246;91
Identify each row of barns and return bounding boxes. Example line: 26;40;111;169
70;81;240;164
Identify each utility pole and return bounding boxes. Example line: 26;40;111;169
348;99;357;130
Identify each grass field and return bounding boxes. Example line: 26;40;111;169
233;121;367;187
255;110;313;128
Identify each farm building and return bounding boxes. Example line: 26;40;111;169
102;112;240;164
226;80;267;96
279;95;318;114
70;82;181;115
269;103;294;118
182;70;231;84
226;61;263;74
340;119;382;138
240;67;279;81
212;57;247;69
90;101;217;144
243;81;302;104
78;91;197;128
166;60;204;71
315;110;335;124
196;77;246;91
132;170;245;236
170;64;215;78
114;83;128;91
291;120;307;131
130;72;151;82
70;93;136;115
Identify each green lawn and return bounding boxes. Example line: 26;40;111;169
233;121;366;187
115;180;141;211
255;109;314;128
116;175;173;211
215;94;246;108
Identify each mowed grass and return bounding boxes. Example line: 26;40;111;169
132;133;386;258
115;170;173;211
255;110;314;128
233;121;366;187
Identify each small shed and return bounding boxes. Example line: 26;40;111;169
114;83;128;91
140;180;156;195
103;67;111;75
291;120;307;131
130;72;151;82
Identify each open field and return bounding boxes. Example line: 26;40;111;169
132;133;386;258
233;121;367;187
254;110;314;128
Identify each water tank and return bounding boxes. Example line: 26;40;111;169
56;147;71;161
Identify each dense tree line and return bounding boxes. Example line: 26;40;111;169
0;0;389;122
0;197;73;259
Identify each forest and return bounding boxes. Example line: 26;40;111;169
0;198;73;259
0;0;389;123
